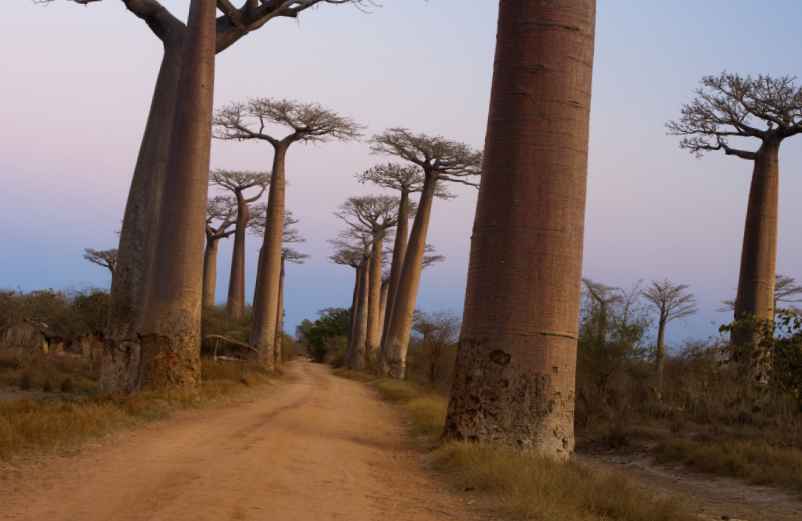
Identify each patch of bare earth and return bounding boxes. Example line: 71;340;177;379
0;360;481;521
577;451;802;521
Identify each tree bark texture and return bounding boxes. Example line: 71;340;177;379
202;237;220;309
348;261;370;370
366;230;385;364
139;0;217;392
378;280;389;343
733;141;780;382
274;257;285;366
249;145;287;370
100;39;184;393
380;177;436;378
381;190;410;351
226;195;250;320
444;0;596;460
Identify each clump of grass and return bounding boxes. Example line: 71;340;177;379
433;443;694;521
0;358;274;461
350;374;695;521
655;438;802;493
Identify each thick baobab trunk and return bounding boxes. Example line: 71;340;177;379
733;141;780;383
366;230;385;364
381;190;410;350
444;0;596;459
249;146;287;370
100;38;184;393
274;258;285;366
655;314;667;400
378;280;389;341
202;237;219;308
381;178;436;378
226;196;249;320
139;0;217;392
348;260;370;370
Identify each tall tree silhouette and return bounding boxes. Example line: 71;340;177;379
210;169;268;320
203;196;237;309
215;98;360;370
370;129;481;378
669;73;802;381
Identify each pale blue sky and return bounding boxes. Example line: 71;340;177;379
2;1;802;347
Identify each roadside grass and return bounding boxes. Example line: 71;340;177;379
0;359;274;461
655;438;802;494
337;370;696;521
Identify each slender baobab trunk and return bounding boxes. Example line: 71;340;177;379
226;196;250;320
366;230;385;364
381;177;436;378
274;257;285;366
444;0;596;459
378;280;389;341
250;145;287;370
252;246;265;326
100;38;184;393
381;189;410;350
349;265;361;339
655;313;667;400
139;0;217;391
733;141;780;383
202;237;219;308
348;260;370;370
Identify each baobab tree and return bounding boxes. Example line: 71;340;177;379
215;98;360;369
357;163;450;348
330;233;372;370
83;248;118;275
47;0;368;393
203;196;237;309
335;195;400;362
642;280;697;399
668;73;802;381
444;0;596;459
582;279;623;347
371;129;481;378
721;274;802;316
209;169;269;320
275;247;309;365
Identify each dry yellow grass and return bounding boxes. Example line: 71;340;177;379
656;438;802;493
0;359;273;461
339;372;696;521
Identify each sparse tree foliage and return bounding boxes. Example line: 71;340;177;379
669;73;802;381
370;129;481;378
215;97;360;370
83;248;118;275
642;279;698;399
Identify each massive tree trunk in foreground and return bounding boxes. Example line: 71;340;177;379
348;261;370;370
378;280;389;341
381;178;436;378
250;146;288;370
227;197;250;320
366;230;385;363
733;141;780;381
202;238;220;309
445;0;596;459
100;38;184;393
139;0;217;392
381;189;410;349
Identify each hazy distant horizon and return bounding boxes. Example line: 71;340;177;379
2;1;802;349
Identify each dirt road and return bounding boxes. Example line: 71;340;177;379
0;361;476;521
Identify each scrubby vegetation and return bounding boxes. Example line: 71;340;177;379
343;371;695;521
0;291;294;461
